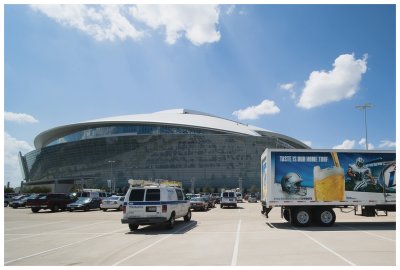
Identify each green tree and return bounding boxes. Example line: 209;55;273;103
249;185;258;194
4;186;15;193
22;186;51;194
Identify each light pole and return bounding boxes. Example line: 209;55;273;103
355;103;372;150
108;160;116;193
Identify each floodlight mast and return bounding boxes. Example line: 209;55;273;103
355;103;373;150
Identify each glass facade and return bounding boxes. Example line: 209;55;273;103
46;124;225;147
23;132;304;193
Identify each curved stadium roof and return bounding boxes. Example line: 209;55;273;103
34;109;309;149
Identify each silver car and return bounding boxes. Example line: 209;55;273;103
100;196;124;211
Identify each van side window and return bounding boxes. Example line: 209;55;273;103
145;189;160;201
129;189;145;201
176;189;184;200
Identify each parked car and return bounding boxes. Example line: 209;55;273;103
190;197;209;211
11;194;44;208
67;197;102;212
100;196;124;211
248;194;258;203
26;193;75;213
201;195;216;208
4;194;17;207
8;195;29;208
212;193;221;204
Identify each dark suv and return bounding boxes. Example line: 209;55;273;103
26;193;75;213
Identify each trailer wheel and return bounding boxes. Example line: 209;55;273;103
314;208;336;226
129;224;139;231
291;208;312;227
283;209;290;221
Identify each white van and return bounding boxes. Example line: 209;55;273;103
236;192;243;202
75;190;107;200
220;191;237;208
121;184;191;231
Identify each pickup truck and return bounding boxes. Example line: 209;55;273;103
26;193;75;213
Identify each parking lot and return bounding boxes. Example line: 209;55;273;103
4;202;396;266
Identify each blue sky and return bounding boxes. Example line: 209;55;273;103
4;4;396;187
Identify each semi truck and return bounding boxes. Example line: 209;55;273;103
260;149;395;227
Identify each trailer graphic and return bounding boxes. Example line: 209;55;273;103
261;149;395;226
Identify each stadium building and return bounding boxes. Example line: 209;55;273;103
19;109;309;193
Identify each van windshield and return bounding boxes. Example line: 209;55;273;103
222;192;235;197
76;192;89;197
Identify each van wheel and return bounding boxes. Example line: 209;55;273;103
184;209;191;222
129;224;139;231
166;213;175;229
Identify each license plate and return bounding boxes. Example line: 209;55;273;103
146;206;157;212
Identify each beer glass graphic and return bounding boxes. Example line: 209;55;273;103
314;152;345;201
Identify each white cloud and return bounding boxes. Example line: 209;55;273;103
297;53;368;109
379;140;396;149
333;139;355;149
358;138;374;150
31;5;144;42
5;112;39;123
279;82;296;99
130;5;220;46
4;132;34;188
226;5;235;15
301;140;312;147
233;99;280;120
31;5;221;46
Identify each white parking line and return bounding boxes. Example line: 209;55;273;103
112;222;194;266
5;220;112;242
231;219;241;266
4;227;127;265
5;221;66;231
296;229;356;266
338;224;395;242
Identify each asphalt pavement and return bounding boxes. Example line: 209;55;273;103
4;202;396;266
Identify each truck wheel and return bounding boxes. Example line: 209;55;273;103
166;213;175;229
51;205;60;212
314;208;336;227
31;208;40;213
291;208;312;227
184;209;191;222
129;224;139;231
283;209;290;221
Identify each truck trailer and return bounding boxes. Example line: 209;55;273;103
260;149;395;227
